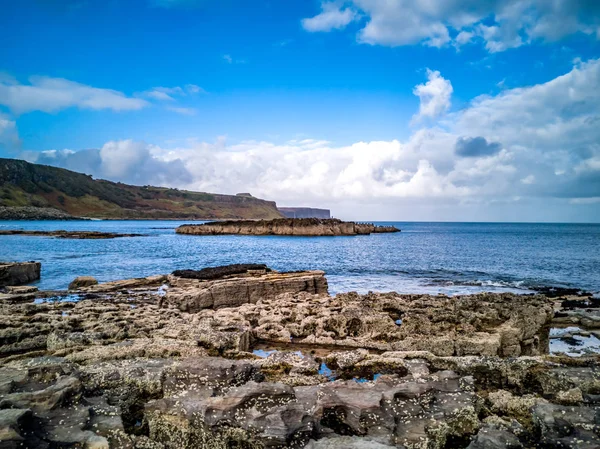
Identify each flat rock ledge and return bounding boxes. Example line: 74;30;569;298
0;230;145;239
176;218;400;236
1;265;599;449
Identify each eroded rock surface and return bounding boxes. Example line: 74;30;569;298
0;266;598;448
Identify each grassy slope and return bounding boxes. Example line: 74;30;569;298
0;158;283;219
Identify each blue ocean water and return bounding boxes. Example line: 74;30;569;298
1;220;599;296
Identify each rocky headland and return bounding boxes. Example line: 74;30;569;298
176;218;400;236
1;263;599;448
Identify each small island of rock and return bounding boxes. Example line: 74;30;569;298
176;218;400;236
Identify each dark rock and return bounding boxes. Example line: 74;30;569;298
467;425;522;449
0;408;32;446
0;261;41;287
532;402;600;448
172;263;271;280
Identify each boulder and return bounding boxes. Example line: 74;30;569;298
68;276;99;290
0;261;41;286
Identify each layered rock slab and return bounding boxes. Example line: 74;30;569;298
165;268;328;312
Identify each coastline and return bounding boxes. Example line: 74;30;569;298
1;265;600;448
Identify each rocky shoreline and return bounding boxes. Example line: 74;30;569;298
0;230;145;239
0;206;81;220
1;264;599;448
176;218;401;236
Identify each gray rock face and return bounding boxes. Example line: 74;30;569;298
165;269;329;312
532;402;600;448
0;261;41;287
146;363;480;449
467;425;522;449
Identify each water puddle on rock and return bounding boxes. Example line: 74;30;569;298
252;347;380;383
549;327;600;357
34;294;83;304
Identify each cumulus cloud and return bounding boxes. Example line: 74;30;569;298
26;140;193;187
455;136;502;158
0;76;148;115
21;59;600;221
412;69;453;123
302;0;600;52
301;2;357;32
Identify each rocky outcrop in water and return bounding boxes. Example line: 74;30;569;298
176;218;400;236
0;261;41;287
0;265;599;448
0;230;145;239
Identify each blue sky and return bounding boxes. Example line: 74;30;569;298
1;0;600;221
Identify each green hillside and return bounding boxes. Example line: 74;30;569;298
0;158;283;220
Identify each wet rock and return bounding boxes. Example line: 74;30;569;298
0;408;32;446
466;424;522;449
0;376;82;412
305;436;397;448
532;402;600;448
172;263;271;280
0;261;41;287
69;276;99;290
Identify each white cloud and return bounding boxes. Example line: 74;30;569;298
301;2;357;32
521;175;535;184
412;69;453;123
21;59;600;221
302;0;600;52
0;76;148;115
223;54;233;64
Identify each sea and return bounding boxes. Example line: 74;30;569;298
1;220;599;297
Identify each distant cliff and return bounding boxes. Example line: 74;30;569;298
278;207;331;219
176;218;400;236
0;158;283;220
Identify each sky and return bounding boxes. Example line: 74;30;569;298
1;0;600;222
